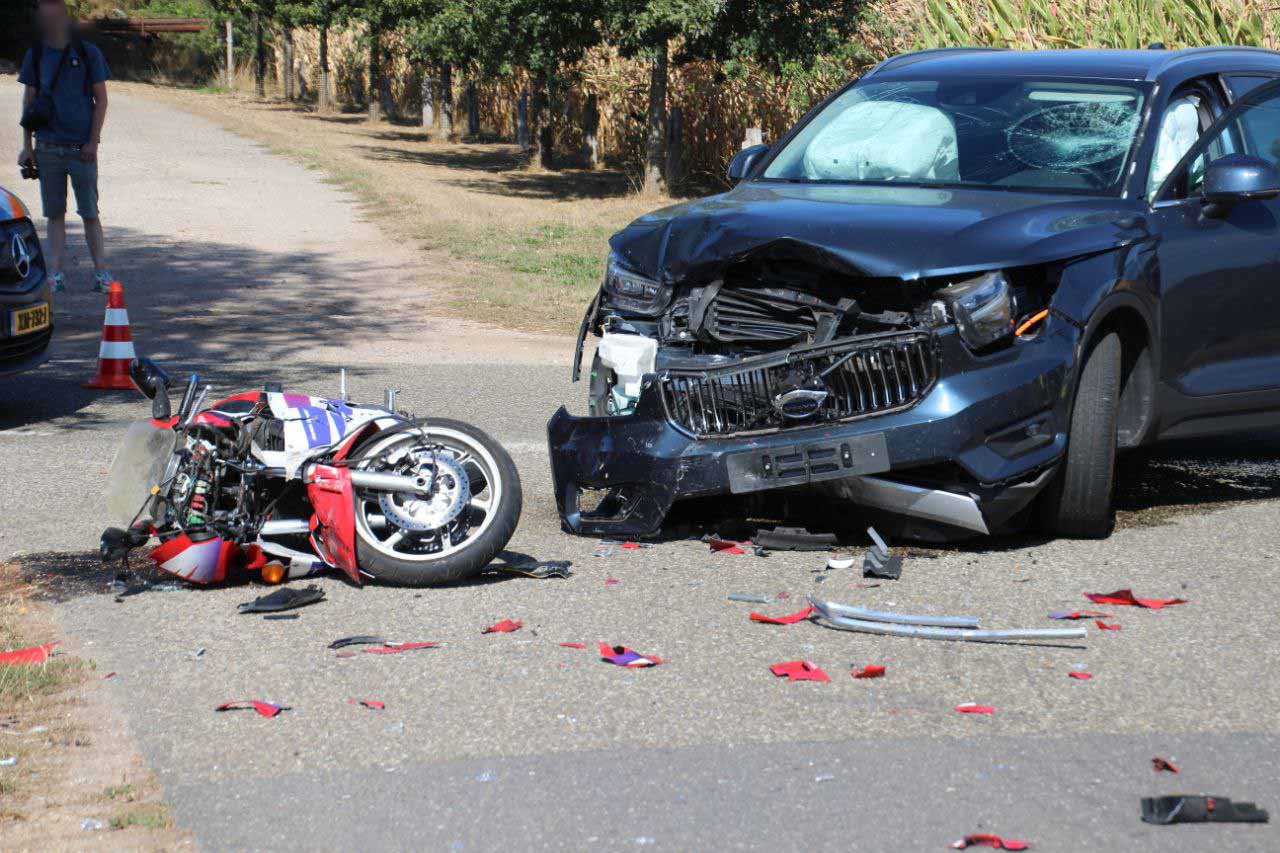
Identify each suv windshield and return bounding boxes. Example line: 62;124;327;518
763;77;1148;194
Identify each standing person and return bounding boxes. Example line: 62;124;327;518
16;0;112;293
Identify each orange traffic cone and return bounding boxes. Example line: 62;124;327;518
83;281;137;390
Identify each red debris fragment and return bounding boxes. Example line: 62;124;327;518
1084;588;1186;610
852;665;886;679
1152;757;1180;774
103;672;117;679
769;660;830;682
215;700;287;718
360;641;439;654
1048;610;1111;620
604;578;621;585
709;537;747;554
1095;620;1122;631
597;642;663;668
950;833;1031;850
559;642;586;649
348;698;385;711
621;541;643;550
482;619;523;634
955;703;996;714
0;642;57;666
1068;671;1093;680
749;606;816;625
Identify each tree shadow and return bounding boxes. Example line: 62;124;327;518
440;169;638;202
357;143;525;173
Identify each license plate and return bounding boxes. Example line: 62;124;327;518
10;302;50;337
726;432;891;494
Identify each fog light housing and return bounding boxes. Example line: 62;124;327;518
936;271;1015;350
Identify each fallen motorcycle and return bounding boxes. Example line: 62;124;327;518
100;359;521;587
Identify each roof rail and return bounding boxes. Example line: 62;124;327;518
1149;45;1280;80
864;46;1008;78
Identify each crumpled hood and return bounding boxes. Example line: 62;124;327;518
609;182;1153;283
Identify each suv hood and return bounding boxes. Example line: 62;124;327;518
610;182;1152;283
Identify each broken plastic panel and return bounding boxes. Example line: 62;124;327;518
810;598;1085;643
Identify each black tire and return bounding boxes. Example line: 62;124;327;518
351;418;522;586
1039;331;1121;538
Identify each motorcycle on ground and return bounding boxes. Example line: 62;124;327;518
101;359;521;587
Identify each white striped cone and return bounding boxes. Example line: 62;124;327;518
84;281;137;390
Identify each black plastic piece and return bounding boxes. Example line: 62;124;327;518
328;635;387;650
1141;795;1269;825
753;526;839;551
864;554;903;580
238;584;325;614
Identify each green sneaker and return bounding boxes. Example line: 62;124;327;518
50;271;66;292
93;271;114;293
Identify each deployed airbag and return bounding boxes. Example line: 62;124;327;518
804;101;960;182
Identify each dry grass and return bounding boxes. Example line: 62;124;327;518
118;81;662;334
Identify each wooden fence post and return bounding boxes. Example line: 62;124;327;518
664;105;683;190
466;81;480;137
517;88;530;151
581;93;600;169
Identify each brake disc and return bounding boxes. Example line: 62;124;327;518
377;452;471;532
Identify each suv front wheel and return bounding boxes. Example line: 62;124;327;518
1039;331;1121;538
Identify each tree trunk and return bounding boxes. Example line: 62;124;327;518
224;19;234;89
319;25;332;112
421;70;435;129
367;22;382;122
642;43;669;194
253;14;265;98
516;88;530;151
664;106;683;190
529;74;551;169
283;27;294;101
581;93;600;169
439;63;453;138
466;81;480;137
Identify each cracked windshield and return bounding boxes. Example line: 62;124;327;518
764;78;1147;194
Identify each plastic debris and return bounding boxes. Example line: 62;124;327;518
598;642;663;668
827;553;856;570
3;725;47;736
349;698;385;711
709;538;747;554
81;818;105;831
1142;795;1269;824
769;660;830;682
863;527;903;580
754;527;838;551
594;542;616;558
360;642;439;654
0;756;16;766
811;598;1085;643
0;642;57;666
329;635;387;650
604;578;621;585
750;606;816;625
192;647;206;659
482;619;523;634
215;700;288;718
238;584;325;614
1084;589;1186;610
852;664;886;679
493;560;572;579
1068;671;1093;680
955;703;996;714
264;613;300;621
1048;610;1111;620
559;643;586;649
1152;757;1179;774
728;593;770;604
949;833;1030;850
1095;620;1122;631
103;672;117;679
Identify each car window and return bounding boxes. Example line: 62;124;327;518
1158;81;1280;201
1147;95;1205;200
1224;75;1277;101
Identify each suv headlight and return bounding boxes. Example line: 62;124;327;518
934;271;1015;350
603;253;670;316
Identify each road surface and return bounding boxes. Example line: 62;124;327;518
2;81;1277;850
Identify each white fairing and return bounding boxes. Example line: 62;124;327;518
804;101;960;182
597;332;658;415
158;537;225;582
252;392;397;477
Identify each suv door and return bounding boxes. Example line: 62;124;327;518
1150;78;1280;405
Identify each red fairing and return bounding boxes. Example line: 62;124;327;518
333;422;381;461
307;464;361;584
149;533;238;584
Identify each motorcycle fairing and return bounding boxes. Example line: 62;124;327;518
257;392;392;477
306;463;361;584
148;533;238;583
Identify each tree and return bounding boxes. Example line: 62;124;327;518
280;0;342;111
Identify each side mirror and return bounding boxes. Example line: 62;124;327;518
727;143;769;184
1202;154;1280;217
130;357;172;420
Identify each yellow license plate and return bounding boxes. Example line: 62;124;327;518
11;302;50;337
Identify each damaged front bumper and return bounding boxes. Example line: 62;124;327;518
549;325;1078;538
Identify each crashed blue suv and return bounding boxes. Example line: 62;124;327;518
549;46;1280;541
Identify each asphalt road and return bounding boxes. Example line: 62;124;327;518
3;82;1279;851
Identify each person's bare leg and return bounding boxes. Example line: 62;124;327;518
82;216;106;274
46;214;67;274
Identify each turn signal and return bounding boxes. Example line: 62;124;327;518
261;561;286;584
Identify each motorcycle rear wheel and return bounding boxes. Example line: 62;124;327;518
350;418;521;586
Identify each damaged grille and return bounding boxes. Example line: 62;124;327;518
660;332;938;437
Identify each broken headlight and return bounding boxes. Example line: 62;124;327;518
603;253;670;316
934;271;1015;351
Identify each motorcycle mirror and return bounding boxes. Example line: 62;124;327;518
130;358;173;421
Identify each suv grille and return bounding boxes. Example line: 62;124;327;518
659;332;938;437
0;219;44;295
